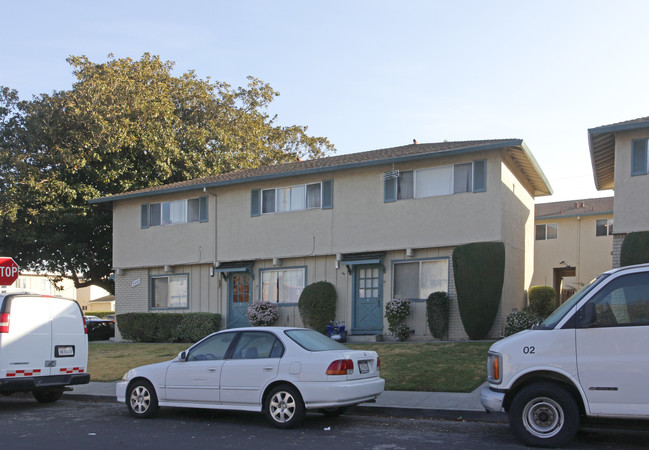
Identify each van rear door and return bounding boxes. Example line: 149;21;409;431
49;298;88;377
1;296;52;379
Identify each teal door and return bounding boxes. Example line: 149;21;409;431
227;273;251;328
352;265;383;334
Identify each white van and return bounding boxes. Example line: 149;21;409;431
481;263;649;447
0;292;90;402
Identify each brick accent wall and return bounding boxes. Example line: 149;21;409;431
114;268;149;341
612;234;625;268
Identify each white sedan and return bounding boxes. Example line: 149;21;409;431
116;327;385;428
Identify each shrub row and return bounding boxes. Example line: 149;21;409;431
117;312;221;343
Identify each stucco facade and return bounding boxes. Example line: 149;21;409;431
589;117;649;268
95;140;551;340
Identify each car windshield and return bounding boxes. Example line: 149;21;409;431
285;329;348;351
537;273;610;329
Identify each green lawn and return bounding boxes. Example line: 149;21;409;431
88;341;493;393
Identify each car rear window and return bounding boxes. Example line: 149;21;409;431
285;329;348;351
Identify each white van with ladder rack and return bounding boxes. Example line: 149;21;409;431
0;291;90;402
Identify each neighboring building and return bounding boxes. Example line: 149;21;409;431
532;197;614;303
589;116;649;267
92;139;552;340
6;272;112;311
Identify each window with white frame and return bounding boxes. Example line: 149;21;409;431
141;196;207;228
386;160;485;202
262;183;321;214
261;268;305;303
393;259;449;300
596;218;614;236
632;139;649;176
536;223;558;240
151;275;188;309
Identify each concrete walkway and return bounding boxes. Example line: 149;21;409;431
63;381;507;422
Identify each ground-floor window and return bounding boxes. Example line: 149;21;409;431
260;267;306;303
393;258;449;300
150;274;188;309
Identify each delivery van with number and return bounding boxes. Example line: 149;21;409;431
480;263;649;447
0;292;90;402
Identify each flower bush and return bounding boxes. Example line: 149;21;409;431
385;297;411;333
504;308;541;336
246;301;280;327
395;323;411;341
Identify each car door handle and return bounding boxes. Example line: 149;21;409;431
263;366;274;371
208;368;218;372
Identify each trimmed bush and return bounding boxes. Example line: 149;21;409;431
86;311;114;319
116;312;221;342
621;231;649;267
174;313;222;342
298;281;337;333
426;291;449;339
504;308;540;336
528;286;557;319
385;297;411;333
453;242;505;340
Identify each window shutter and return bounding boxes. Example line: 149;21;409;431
384;176;397;202
322;180;334;209
631;140;648;176
199;196;208;222
141;204;150;229
473;160;486;192
251;189;261;216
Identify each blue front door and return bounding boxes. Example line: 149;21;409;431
227;273;251;328
352;265;383;334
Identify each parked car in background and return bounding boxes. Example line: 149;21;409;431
87;319;115;341
104;314;115;322
481;264;649;447
116;327;384;428
83;315;102;322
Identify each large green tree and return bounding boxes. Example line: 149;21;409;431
0;54;334;293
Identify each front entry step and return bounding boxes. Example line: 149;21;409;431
346;334;383;343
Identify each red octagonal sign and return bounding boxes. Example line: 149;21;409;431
0;257;20;286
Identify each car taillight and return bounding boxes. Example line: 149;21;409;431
83;316;88;335
326;359;354;375
0;313;9;333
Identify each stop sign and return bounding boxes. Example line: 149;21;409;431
0;257;20;285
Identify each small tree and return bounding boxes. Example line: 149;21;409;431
298;281;337;333
426;291;449;339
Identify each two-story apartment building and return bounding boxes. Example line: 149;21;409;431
92;139;552;340
532;197;614;303
589;116;649;267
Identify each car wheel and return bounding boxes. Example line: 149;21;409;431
33;389;63;403
126;380;159;419
264;385;305;429
509;382;580;448
320;407;347;417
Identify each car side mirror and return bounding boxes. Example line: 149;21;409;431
179;351;187;361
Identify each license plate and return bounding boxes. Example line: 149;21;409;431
56;345;75;357
359;360;370;374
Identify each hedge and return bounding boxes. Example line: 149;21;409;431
453;242;505;340
116;312;221;343
621;231;649;267
426;291;449;339
298;281;337;333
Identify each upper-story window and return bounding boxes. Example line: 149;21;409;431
141;196;208;228
596;219;614;236
631;139;649;176
251;180;333;216
536;223;558;240
385;160;486;202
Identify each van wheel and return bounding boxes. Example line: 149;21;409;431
509;382;580;448
264;384;305;428
33;390;63;403
126;380;159;419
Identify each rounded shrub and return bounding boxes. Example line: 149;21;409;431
426;291;449;339
504;308;541;336
298;281;337;333
528;286;557;319
246;301;280;327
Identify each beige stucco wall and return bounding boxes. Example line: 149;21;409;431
532;214;613;290
613;129;649;234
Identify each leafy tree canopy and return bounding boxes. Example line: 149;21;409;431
0;54;335;293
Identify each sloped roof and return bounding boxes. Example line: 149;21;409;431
535;196;613;219
588;116;649;190
91;138;552;203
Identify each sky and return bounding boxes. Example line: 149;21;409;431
3;0;649;203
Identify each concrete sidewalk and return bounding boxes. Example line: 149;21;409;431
63;381;507;422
